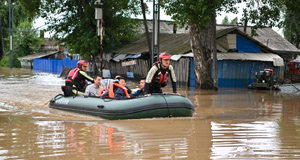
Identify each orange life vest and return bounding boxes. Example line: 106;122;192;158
98;88;107;97
108;83;130;98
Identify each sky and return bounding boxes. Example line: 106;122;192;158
34;2;283;38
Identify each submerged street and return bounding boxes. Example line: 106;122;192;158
0;66;300;159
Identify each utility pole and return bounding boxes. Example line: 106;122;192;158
152;0;160;64
9;0;12;69
8;0;21;69
95;0;104;76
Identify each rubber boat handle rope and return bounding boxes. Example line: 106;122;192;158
49;94;64;104
153;92;186;97
161;94;171;117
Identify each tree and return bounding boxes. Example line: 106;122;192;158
221;16;229;25
0;0;40;66
221;16;238;25
281;0;300;49
39;0;143;72
230;17;238;25
161;0;283;89
14;20;43;57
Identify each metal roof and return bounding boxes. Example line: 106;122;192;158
135;21;300;54
182;52;284;66
115;33;190;55
217;52;284;66
112;54;128;62
216;25;300;53
18;51;60;61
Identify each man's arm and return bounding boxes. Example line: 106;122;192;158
144;66;158;94
169;65;177;93
79;71;94;83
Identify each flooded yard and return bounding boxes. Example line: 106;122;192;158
0;66;300;159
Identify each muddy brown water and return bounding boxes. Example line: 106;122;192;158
1;66;300;159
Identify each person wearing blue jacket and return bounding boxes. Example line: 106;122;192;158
130;77;145;98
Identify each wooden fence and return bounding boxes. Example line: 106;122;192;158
99;58;191;86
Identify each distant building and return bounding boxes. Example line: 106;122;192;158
102;21;300;87
18;38;63;69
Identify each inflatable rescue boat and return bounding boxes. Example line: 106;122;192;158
49;94;195;120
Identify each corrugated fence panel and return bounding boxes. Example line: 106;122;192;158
33;58;79;74
63;58;78;68
209;60;277;88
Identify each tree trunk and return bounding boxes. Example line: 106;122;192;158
141;1;151;53
0;20;5;60
212;12;218;91
188;20;214;89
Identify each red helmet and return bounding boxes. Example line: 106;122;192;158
77;60;88;68
159;52;171;60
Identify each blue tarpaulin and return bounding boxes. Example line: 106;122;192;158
236;34;261;53
129;54;141;59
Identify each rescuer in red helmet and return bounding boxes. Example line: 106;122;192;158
62;60;94;96
144;52;179;96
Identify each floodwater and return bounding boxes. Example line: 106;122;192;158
1;66;300;159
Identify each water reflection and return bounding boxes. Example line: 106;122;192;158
0;115;212;159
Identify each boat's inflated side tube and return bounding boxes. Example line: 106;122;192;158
49;94;194;120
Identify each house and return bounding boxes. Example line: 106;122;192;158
18;38;63;69
103;21;300;87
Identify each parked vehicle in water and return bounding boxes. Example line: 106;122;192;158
248;68;277;89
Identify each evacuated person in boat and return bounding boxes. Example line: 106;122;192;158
114;77;131;99
130;77;146;97
84;75;102;97
115;75;133;94
144;52;179;96
98;75;131;98
62;60;94;96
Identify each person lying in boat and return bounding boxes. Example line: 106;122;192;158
98;78;118;98
84;75;102;97
129;76;145;98
114;77;131;99
144;52;180;96
62;60;94;96
98;75;131;98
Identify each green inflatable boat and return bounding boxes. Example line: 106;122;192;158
49;94;195;120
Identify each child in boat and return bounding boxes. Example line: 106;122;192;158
130;77;146;98
114;77;131;99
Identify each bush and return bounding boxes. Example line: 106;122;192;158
0;55;21;68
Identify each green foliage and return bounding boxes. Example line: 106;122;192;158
0;54;20;67
161;0;239;29
221;16;229;25
281;0;300;48
241;0;283;35
14;20;43;57
0;0;40;65
161;0;283;34
40;0;142;60
230;17;238;25
0;55;9;67
221;16;238;25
